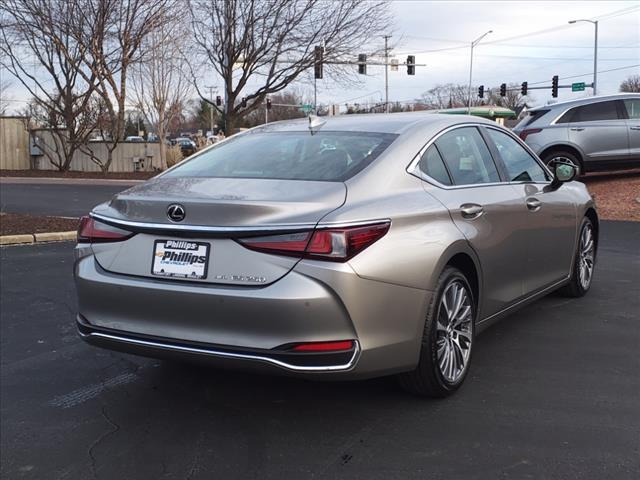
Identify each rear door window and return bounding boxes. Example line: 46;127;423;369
434;127;501;185
418;145;452;185
568;100;621;122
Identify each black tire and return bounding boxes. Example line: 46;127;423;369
560;217;596;298
542;150;583;175
397;267;476;398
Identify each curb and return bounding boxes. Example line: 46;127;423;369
0;231;76;246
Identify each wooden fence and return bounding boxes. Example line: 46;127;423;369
0;117;31;170
0;118;161;172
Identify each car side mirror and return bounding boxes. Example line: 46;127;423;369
550;160;578;188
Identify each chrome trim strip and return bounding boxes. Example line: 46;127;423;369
90;212;391;235
79;330;360;372
90;212;316;234
477;277;569;325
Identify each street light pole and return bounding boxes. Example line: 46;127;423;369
569;19;598;95
467;30;492;114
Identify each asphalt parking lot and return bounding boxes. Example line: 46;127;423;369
1;221;639;479
0;180;133;217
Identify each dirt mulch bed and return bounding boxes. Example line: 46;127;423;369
0;213;80;236
0;169;156;180
582;169;640;222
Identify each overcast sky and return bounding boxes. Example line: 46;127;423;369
316;0;640;107
1;0;638;113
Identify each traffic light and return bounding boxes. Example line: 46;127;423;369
241;97;247;108
216;95;222;106
358;54;367;75
521;82;528;96
478;85;484;99
407;55;415;75
500;83;507;97
266;98;272;110
314;45;323;79
552;75;559;98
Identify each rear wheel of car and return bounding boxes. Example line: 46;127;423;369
542;150;583;175
398;267;475;397
561;217;595;297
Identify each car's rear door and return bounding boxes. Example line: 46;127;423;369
483;126;577;293
415;125;526;319
566;100;629;168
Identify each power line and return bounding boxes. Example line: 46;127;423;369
528;64;640;85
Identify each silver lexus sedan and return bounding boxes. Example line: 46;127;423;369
74;113;598;397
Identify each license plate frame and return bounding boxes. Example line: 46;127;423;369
151;240;210;279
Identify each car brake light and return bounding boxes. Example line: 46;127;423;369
237;221;390;262
77;216;134;243
519;128;542;141
291;340;355;352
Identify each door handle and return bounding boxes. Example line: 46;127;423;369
526;198;542;211
460;203;484;219
570;127;585;132
630;126;640;131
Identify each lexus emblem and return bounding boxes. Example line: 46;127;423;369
167;204;186;222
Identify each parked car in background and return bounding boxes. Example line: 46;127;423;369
75;113;597;398
174;137;197;157
125;136;145;142
513;93;640;173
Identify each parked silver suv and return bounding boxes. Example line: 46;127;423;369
513;93;640;173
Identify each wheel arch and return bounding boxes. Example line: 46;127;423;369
584;207;599;259
539;144;585;172
429;242;482;310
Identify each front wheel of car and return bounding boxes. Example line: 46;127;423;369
398;267;476;398
561;217;596;297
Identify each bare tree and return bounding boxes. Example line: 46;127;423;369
72;0;175;172
130;16;192;170
188;0;389;134
487;83;528;111
0;0;99;171
620;75;640;93
0;74;11;115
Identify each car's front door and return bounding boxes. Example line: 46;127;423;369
416;126;526;319
483;126;577;294
567;100;629;167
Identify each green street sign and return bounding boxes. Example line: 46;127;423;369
300;104;313;113
572;82;586;92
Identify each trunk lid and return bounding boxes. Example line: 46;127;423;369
90;177;346;286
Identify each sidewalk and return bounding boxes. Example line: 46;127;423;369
0;176;143;186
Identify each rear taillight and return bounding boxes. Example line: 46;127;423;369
77;216;134;243
237;221;390;262
518;128;542;141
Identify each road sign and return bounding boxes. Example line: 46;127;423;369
300;104;313;113
572;82;586;92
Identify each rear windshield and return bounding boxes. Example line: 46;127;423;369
164;131;398;182
515;109;549;129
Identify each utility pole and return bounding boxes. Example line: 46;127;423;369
383;35;391;113
467;30;492;114
205;85;216;135
569;19;598;95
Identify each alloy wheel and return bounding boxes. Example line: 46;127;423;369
578;223;595;290
436;280;473;383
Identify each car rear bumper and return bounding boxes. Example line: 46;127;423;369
74;253;431;379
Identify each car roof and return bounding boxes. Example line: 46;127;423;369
254;111;496;135
528;92;639;112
